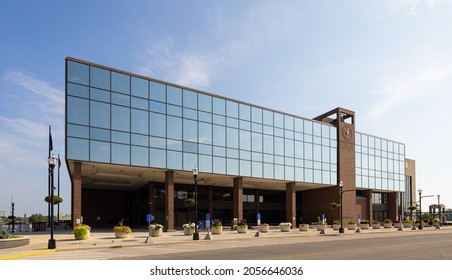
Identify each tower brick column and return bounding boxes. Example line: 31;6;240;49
389;192;399;222
72;162;82;228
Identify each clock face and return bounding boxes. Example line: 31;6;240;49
342;126;352;141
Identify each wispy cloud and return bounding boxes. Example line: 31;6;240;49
4;71;65;116
373;0;452;19
367;58;452;120
0;71;65;168
135;3;302;88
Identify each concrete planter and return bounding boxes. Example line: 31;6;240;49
394;222;402;229
280;225;291;232
384;223;392;229
114;232;129;238
372;223;381;229
316;224;326;231
403;222;413;228
237;225;248;233
259;224;269;233
211;226;223;234
360;223;370;229
299;224;309;231
347;223;356;230
332;224;341;230
183;227;195;235
0;236;30;249
149;228;162;237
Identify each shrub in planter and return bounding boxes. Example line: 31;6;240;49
74;224;91;240
44;195;63;204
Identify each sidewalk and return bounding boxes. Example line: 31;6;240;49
1;225;450;260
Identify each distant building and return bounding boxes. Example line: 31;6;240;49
65;57;415;229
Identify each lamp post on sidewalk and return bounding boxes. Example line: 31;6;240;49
192;167;199;241
437;194;441;225
418;189;423;230
339;181;344;234
48;154;57;249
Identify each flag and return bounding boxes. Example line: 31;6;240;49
58;154;61;168
49;126;53;152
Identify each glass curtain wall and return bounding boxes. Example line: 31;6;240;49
66;59;338;185
355;132;406;192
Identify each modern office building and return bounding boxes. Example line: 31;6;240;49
65;57;415;229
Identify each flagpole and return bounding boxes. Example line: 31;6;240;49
48;125;51;227
57;153;61;226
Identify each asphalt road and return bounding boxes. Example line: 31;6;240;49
15;230;452;260
121;231;452;260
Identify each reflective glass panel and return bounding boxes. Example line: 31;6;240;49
112;131;130;144
67;137;89;160
167;86;182;105
213;157;226;174
67;124;89;138
131;97;148;110
213;97;225;115
131;109;148;134
68;83;89;98
112;143;130;165
226;101;238;118
131;77;148;98
131;146;148;166
150;81;166;102
150;112;166;137
111;105;130;132
90;101;110;128
226;127;238;148
167;150;182;170
67;97;89;125
183;119;198;142
91;88;110;102
111;72;130;94
213;125;226;146
150;148;166;168
167;116;182;140
199;155;212;173
199;94;212;112
67;61;89;85
90;66;110;90
239;104;250;121
90;140;110;163
183;90;197;109
199;122;212;144
183;153;198;171
90;127;110;141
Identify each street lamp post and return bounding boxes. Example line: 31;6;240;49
418;188;423;230
438;194;441;225
48;154;57;249
192;167;199;241
11;202;15;233
339;181;344;234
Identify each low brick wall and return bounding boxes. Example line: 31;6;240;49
0;236;30;249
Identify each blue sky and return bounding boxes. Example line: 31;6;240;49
1;0;452;217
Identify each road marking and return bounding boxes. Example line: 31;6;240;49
0;249;56;260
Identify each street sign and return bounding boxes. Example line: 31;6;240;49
146;214;153;222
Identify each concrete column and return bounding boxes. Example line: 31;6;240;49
72;162;82;228
363;189;373;222
233;177;243;222
148;182;156;216
165;171;175;231
286;182;296;228
389;192;399;222
208;186;213;219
